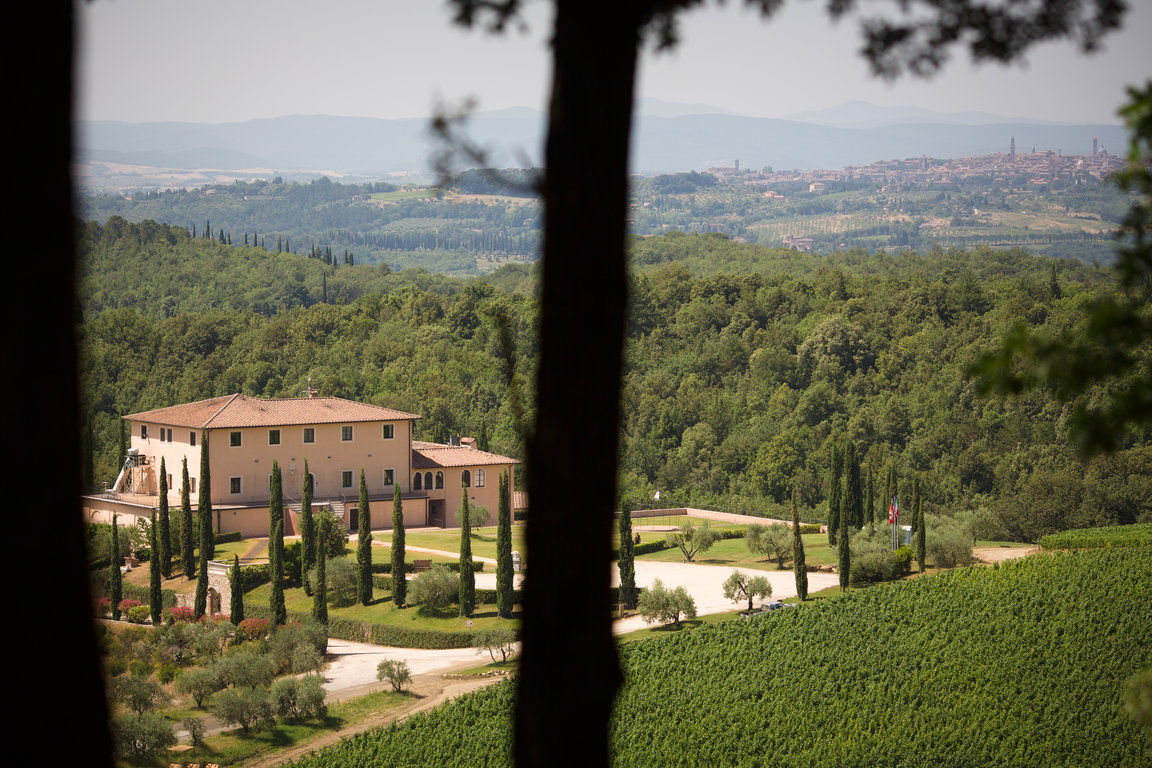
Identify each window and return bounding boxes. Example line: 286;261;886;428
167;473;173;489
341;425;353;442
477;469;486;488
435;471;444;490
230;431;242;447
341;470;354;489
462;470;472;488
414;473;423;491
424;472;433;490
269;429;281;445
230;477;242;494
303;427;315;444
190;431;196;446
383;468;394;486
190;478;197;494
382;424;394;439
140;425;148;439
165;428;173;442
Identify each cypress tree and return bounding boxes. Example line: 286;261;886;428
617;499;637;610
158;457;171;579
828;443;842;546
301;461;315;596
838;487;851;592
791;490;808;601
180;457;194;579
496;472;514;617
230;554;244;624
198;429;213;560
357;468;372;606
915;478;926;573
866;467;875;530
149;511;161;624
845;442;863;530
110;515;122;620
193;536;209;620
269;460;286;626
313;516;328;625
391;483;407;608
459;491;475;617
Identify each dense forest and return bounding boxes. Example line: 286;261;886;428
79;217;1151;542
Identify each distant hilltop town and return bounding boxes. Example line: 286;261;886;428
706;137;1125;191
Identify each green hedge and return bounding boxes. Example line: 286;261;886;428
215;530;242;545
122;582;178;611
371;561;486;575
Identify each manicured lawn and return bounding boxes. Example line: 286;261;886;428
246;571;521;633
375;523;527;561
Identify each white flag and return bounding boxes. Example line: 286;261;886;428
654;490;661;501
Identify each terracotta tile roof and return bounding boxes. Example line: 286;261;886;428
411;440;519;469
125;394;420;429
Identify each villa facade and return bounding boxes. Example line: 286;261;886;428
81;393;518;538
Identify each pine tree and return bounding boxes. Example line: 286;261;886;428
110;514;123;620
391;483;407;608
357;469;372;606
617;499;637;610
838;488;851;592
198;429;213;560
459;492;475;617
149;511;161;624
230;553;244;624
158;456;172;579
269;460;286;626
301;461;315;596
914;478;926;574
791;490;808;601
313;516;329;625
828;443;842;546
180;457;194;579
845;442;863;530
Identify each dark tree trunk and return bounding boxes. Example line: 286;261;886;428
514;3;642;766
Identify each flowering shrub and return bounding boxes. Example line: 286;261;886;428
167;606;195;624
117;599;143;616
96;597;112;617
237;618;271;642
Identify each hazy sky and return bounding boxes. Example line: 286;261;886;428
78;0;1151;125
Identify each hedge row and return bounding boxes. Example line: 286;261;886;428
370;561;486;575
121;582;178;611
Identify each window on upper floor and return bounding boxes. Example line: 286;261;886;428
382;424;394;439
141;425;148;439
303;428;315;444
435;471;444;490
190;477;197;494
383;468;394;486
230;431;242;447
190;431;196;446
230;477;242;494
269;429;281;446
341;426;353;442
461;470;471;488
477;469;485;488
342;470;354;489
414;472;423;491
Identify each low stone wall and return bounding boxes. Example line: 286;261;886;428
626;507;810;528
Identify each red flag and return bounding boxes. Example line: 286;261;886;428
888;497;899;524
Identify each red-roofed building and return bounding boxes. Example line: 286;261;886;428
82;393;518;537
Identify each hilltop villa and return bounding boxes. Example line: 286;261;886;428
81;393;518;538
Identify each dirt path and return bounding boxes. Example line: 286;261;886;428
972;545;1039;563
239;668;505;768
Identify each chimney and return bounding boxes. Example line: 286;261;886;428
461;437;477;451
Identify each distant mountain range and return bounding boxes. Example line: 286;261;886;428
76;101;1127;184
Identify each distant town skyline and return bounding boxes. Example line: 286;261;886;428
78;0;1151;126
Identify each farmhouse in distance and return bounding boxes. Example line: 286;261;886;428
82;392;518;537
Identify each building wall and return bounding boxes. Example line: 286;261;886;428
416;464;515;528
207;419;413;507
128;425;203;500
